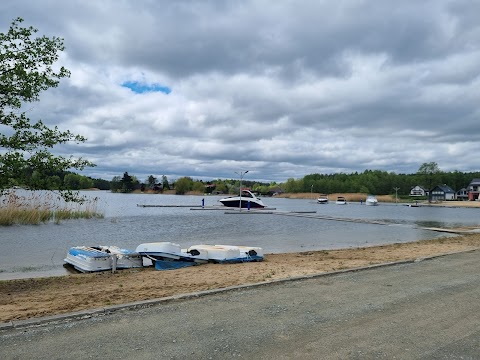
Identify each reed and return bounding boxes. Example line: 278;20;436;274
0;190;104;226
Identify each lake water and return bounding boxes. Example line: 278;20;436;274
1;191;479;280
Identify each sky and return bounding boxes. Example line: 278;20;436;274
1;1;480;184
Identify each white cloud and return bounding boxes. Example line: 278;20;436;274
2;0;480;183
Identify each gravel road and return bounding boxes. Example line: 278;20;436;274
2;250;480;359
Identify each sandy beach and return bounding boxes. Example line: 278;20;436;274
2;232;480;323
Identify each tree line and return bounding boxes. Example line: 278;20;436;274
108;172;274;195
283;163;480;196
7;162;480;197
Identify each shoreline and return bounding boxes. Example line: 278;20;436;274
2;233;480;323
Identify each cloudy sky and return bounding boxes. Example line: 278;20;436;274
2;1;480;184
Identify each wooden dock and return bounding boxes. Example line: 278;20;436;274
137;204;203;208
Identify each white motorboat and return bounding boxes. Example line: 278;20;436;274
219;190;266;208
317;194;329;204
64;246;143;272
336;196;347;205
365;195;378;206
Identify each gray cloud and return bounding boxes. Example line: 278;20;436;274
2;0;480;184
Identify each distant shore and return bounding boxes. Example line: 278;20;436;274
143;190;480;208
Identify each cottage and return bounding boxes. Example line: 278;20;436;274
429;185;455;202
456;188;468;201
467;179;480;201
409;185;428;197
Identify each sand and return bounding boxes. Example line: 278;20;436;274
2;233;480;323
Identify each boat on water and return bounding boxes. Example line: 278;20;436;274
64;246;143;272
317;194;329;204
336;196;347;205
365;195;378;206
219;190;265;208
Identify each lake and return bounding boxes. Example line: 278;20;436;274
1;191;478;280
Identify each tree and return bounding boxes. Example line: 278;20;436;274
146;175;157;189
110;176;121;192
192;181;205;193
162;175;170;190
63;173;81;190
417;162;441;191
175;177;193;195
0;18;94;195
120;172;134;193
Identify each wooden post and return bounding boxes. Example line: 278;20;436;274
111;254;117;273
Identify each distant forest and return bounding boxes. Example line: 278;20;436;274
15;163;480;196
282;169;480;196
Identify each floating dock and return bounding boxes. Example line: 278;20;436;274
137;204;203;208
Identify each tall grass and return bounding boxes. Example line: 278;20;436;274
0;190;104;226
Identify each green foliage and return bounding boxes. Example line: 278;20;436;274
162;175;170;190
0;17;94;195
192;181;206;193
63;173;93;190
417;162;441;190
120;172;135;193
146;175;157;188
110;176;122;192
281;168;480;195
214;182;227;193
92;178;110;190
175;177;193;195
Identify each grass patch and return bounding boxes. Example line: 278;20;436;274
0;190;104;226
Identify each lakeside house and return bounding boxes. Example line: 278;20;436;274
429;185;455;202
456;188;468;201
467;179;480;201
409;185;428;197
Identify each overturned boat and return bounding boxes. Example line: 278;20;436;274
94;245;143;269
188;244;264;263
135;242;209;270
64;245;142;273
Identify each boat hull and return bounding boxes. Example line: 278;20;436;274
219;198;265;208
189;244;264;263
95;246;143;269
135;242;209;263
219;190;266;208
64;247;112;272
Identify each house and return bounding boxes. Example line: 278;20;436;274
456;188;468;201
409;185;428;197
429;185;455;202
467;179;480;201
